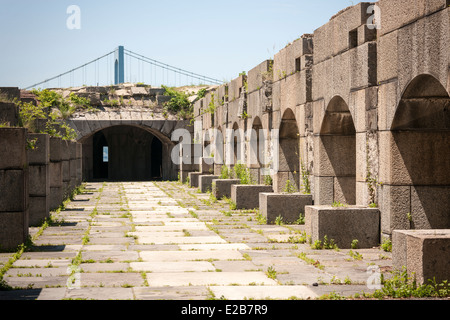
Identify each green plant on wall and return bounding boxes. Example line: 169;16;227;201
162;85;193;120
18;101;47;132
207;93;216;115
283;180;298;193
233;162;253;185
219;165;231;179
300;160;311;194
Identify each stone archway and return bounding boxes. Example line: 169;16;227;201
386;74;450;230
79;124;176;182
249;117;263;183
316;96;356;205
275;108;300;192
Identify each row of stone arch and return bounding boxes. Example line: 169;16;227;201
205;74;449;231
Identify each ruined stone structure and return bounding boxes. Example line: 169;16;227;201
59;84;195;182
191;0;450;242
0;0;448;283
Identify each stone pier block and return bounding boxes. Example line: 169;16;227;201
212;179;241;199
200;157;214;174
69;141;78;191
0;102;18;127
49;137;63;211
27;133;50;226
305;205;380;249
393;229;450;285
0;128;29;251
199;175;219;193
61;140;71;198
231;185;273;210
76;143;83;185
260;193;313;224
188;172;204;188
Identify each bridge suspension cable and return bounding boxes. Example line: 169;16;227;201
24;46;223;90
123;49;223;85
25;50;116;90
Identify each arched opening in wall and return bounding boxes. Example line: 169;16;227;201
319;96;356;205
215;126;224;168
277;108;300;192
151;137;163;180
250;117;263;183
83;125;167;182
93;131;109;180
390;74;450;229
232;122;241;166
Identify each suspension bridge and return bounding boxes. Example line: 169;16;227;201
25;46;223;90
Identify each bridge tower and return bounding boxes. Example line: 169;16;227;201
114;46;125;85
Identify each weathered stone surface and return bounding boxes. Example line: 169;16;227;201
260;193;312;224
199;175;219;193
393;229;450;284
305;205;380;249
0;102;18;127
0;128;29;251
231;185;273;210
212;179;241;199
188;172;204;188
0;128;27;169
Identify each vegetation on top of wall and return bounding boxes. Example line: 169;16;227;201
31;89;93;119
162;85;193;120
15;89;78;140
233;162;254;185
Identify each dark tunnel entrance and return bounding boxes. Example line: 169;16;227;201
86;125;164;182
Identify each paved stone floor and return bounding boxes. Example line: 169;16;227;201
0;181;393;300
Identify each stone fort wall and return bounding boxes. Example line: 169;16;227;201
191;0;450;238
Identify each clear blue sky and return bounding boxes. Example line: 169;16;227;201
0;0;358;89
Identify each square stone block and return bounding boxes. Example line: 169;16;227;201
29;165;50;197
60;140;70;161
27;133;50;165
0;211;29;251
231;185;273;210
212;179;241;199
49;187;63;211
199;175;219;193
49;137;62;162
62;160;70;183
0;102;18;127
29;196;49;227
260;193;313;224
200;157;214;174
0;170;26;212
0;128;27;169
188;172;204;188
49;162;63;188
393;229;450;284
305;205;380;249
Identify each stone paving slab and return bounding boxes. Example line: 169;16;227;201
64;287;134;300
146;272;278;287
178;243;252;251
130;261;215;272
133;286;209;300
209;285;318;300
139;250;244;262
137;236;227;245
0;181;394;300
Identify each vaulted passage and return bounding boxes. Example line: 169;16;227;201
389;74;450;229
83;125;165;182
317;96;356;205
